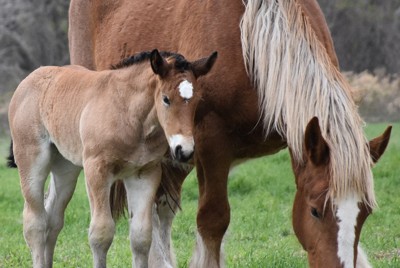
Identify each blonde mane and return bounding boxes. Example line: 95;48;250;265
240;0;376;208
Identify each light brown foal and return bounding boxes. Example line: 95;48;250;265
8;50;217;268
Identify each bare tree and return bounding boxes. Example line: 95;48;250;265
0;0;69;95
319;0;400;74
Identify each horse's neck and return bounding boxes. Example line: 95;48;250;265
115;66;162;139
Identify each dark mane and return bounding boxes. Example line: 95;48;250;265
111;51;191;71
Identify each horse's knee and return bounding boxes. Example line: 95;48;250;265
129;219;152;268
23;206;47;241
22;206;48;268
190;201;230;268
89;219;115;252
47;216;64;237
197;201;230;239
131;218;152;254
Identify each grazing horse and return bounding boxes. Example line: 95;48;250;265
68;0;392;267
7;50;217;268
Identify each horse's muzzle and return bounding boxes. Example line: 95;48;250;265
174;145;194;162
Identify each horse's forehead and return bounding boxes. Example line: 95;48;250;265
299;165;330;193
164;76;196;97
178;79;194;99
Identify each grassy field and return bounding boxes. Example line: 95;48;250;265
0;123;399;267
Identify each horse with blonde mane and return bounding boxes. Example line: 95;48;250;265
7;50;217;268
68;0;392;267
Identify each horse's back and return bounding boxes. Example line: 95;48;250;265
70;0;245;68
10;66;86;117
69;0;338;68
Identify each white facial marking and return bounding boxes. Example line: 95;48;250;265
167;134;194;155
336;195;361;268
178;80;193;100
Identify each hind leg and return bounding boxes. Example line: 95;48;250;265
124;165;161;268
15;141;52;268
44;153;81;266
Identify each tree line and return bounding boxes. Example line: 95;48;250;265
0;0;399;95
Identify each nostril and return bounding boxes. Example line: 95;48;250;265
175;145;182;158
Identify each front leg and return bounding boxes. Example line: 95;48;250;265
190;114;233;268
150;161;191;268
84;159;116;268
124;165;162;268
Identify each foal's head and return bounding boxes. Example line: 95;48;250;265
291;117;391;267
149;50;217;162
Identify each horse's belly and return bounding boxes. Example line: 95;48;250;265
50;136;84;166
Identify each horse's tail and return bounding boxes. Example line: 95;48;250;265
6;140;17;168
109;158;190;220
110;180;127;220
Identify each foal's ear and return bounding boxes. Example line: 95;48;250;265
191;51;218;78
369;125;392;163
304;117;330;166
150;49;169;78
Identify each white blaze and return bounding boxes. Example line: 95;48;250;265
178;80;193;100
336;195;361;268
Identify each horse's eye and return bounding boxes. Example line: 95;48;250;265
162;95;170;106
311;207;320;219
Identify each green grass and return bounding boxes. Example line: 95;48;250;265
0;123;399;267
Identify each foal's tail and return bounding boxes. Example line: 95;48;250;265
6;140;17;168
110;180;127;220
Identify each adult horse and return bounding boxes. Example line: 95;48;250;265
68;0;392;267
8;50;217;268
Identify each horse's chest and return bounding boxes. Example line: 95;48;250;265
119;127;168;173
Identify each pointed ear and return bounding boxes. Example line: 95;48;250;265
304;117;330;166
191;51;218;78
369;126;392;163
150;49;168;78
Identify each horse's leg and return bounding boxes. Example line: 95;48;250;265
150;194;180;268
16;141;52;268
149;163;190;268
124;165;161;268
84;159;115;268
44;153;81;266
190;115;232;268
150;195;176;268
